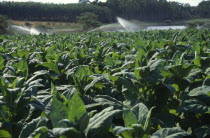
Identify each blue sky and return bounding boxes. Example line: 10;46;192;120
0;0;205;6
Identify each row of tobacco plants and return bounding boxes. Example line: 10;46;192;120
0;29;210;137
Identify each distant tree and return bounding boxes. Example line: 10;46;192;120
197;0;210;18
76;12;101;30
0;15;9;34
0;1;204;23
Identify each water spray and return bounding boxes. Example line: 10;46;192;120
11;25;42;35
117;17;141;31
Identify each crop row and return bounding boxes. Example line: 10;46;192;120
0;29;210;137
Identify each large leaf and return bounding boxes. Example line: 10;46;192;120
123;109;138;127
113;126;134;138
85;106;121;138
19;116;48;138
0;129;12;138
49;85;68;128
189;86;210;97
0;55;4;70
38;62;60;74
151;128;190;138
78;112;90;132
131;124;145;138
178;99;208;114
29;126;48;138
94;95;124;109
118;77;139;104
17;50;29;58
135;48;146;68
131;103;148;126
52;127;80;137
16;60;28;77
143;106;154;134
84;75;108;92
66;92;86;123
75;65;93;80
50;84;86;127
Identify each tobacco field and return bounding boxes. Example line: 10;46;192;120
0;29;210;137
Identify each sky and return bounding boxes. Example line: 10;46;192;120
0;0;205;6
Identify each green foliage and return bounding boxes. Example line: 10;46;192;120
151;128;190;138
0;130;12;138
1;0;208;23
0;29;210;137
187;21;205;29
77;12;101;30
0;2;112;23
0;15;9;34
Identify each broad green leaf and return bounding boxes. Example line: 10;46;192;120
144;107;155;134
16;60;28;72
151;128;190;138
123;109;138;127
131;103;148;125
189;86;210;97
0;55;4;70
118;77;139;103
114;126;134;138
29;126;48;138
75;65;92;80
46;47;60;62
0;129;12;138
207;92;210;97
79;112;90;132
179;52;186;65
178;99;208;114
135;48;146;68
104;56;115;67
149;59;163;71
85;106;121;138
50;85;68;128
84;75;107;92
12;77;25;88
134;66;150;80
38;62;60;74
94;95;124;109
17;50;29;58
19;117;48;138
168;65;195;78
131;124;144;138
2;87;21;106
25;70;49;85
52;128;80;137
59;119;75;128
171;50;182;65
66;92;86;123
50;84;86;127
16;60;28;78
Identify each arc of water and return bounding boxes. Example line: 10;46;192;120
117;17;141;31
11;25;40;35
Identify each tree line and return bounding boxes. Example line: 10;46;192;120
0;0;210;23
